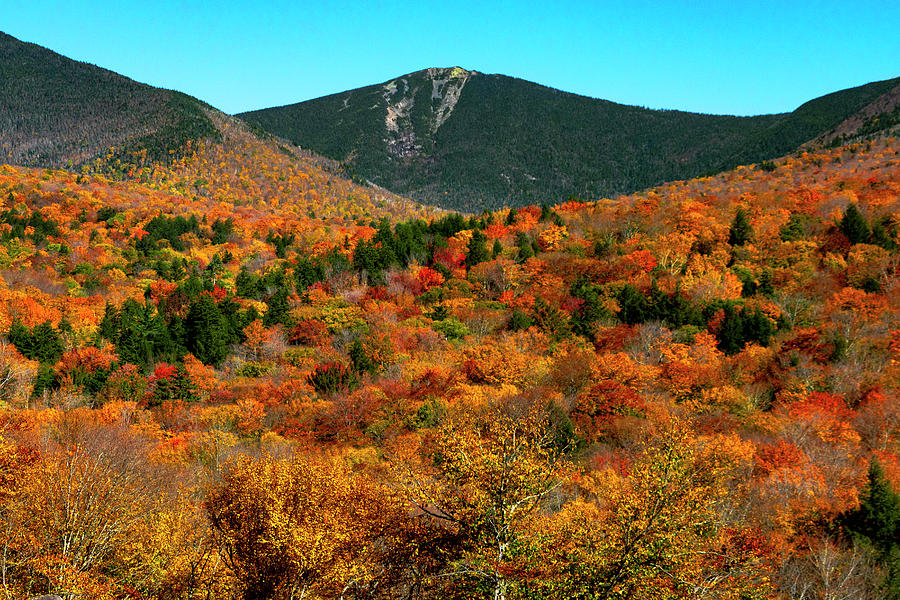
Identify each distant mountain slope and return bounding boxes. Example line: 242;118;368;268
0;31;433;223
241;68;900;211
804;79;900;146
119;110;441;223
0;31;219;168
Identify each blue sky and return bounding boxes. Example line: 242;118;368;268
4;0;899;115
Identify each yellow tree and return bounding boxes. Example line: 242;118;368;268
1;418;167;599
393;401;567;600
532;422;772;599
205;453;400;600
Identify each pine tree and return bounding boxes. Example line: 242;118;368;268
465;230;490;268
515;232;533;262
571;278;610;339
30;322;64;364
617;284;650;325
507;309;533;331
186;295;230;367
349;339;376;375
532;297;569;340
236;268;261;299
728;208;753;246
716;305;745;355
263;287;291;327
741;307;775;347
840;203;871;245
844;458;900;598
173;363;199;402
7;320;33;359
8;321;64;364
871;219;898;250
352;239;383;282
540;203;553;222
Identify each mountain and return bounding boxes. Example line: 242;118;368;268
240;67;900;211
0;31;221;168
0;31;434;223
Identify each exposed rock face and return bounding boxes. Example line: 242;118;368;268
381;67;472;159
383;77;418;158
428;67;470;133
28;595;64;600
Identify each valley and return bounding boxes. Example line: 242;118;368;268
0;29;898;600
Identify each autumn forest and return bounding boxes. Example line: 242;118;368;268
2;29;900;600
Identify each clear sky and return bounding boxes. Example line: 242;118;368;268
4;0;899;116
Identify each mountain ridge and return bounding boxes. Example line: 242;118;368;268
0;31;222;168
2;28;899;216
241;68;900;211
0;30;436;224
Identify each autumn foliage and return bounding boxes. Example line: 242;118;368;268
0;132;897;598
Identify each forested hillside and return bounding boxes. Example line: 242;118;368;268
0;31;221;168
242;68;900;211
0;131;896;598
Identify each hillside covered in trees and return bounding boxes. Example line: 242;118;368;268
241;67;900;211
0;127;896;598
0;31;223;168
0;30;439;228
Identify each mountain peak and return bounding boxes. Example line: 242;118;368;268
379;67;474;159
423;66;475;79
241;70;900;212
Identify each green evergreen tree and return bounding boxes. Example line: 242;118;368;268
264;287;291;327
531;297;569;341
492;239;503;259
110;299;170;369
742;307;775;347
173;363;199;402
30;322;64;364
236;268;261;299
32;364;58;398
7;320;33;359
716;305;745;355
617;284;650;325
840;203;871;245
182;274;204;299
348;339;376;375
844;458;900;598
98;302;118;342
211;217;234;245
8;321;63;364
758;269;775;297
871;217;898;250
539;203;553;222
570;278;611;340
294;256;325;293
170;258;187;281
780;213;810;241
352;239;384;283
507;309;533;332
186;295;230;367
465;230;490;268
515;232;533;262
728;208;753;246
